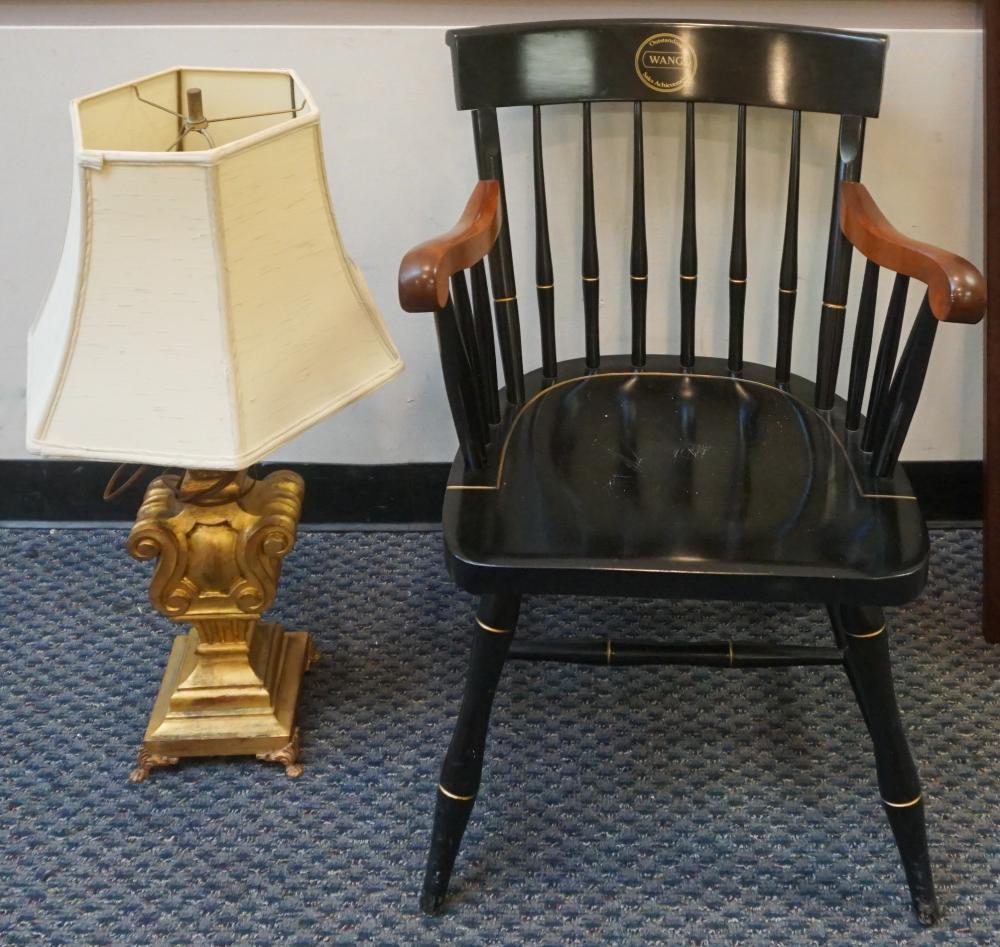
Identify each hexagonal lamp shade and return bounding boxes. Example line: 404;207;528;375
27;66;403;469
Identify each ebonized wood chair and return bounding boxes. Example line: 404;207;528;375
398;20;986;925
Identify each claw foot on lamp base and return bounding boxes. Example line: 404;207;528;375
256;727;305;777
129;748;180;783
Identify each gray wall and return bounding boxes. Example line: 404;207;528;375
0;2;984;465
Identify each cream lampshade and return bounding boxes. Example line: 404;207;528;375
25;67;404;781
27;66;402;469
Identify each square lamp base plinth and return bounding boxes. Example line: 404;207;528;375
130;623;317;782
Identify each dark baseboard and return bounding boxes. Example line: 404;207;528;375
0;461;451;524
902;460;982;523
0;459;983;525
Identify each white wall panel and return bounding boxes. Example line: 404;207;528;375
0;21;984;463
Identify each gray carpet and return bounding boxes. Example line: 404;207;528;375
0;527;997;945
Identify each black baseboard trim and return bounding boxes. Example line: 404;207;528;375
903;461;982;523
0;459;983;525
0;461;451;524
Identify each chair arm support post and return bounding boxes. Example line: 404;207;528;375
398;181;503;313
434;296;488;469
840;182;986;324
869;294;939;478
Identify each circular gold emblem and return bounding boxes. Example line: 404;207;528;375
634;33;697;94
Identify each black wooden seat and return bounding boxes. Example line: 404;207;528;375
398;19;986;925
445;356;928;605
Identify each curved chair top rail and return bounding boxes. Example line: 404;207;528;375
446;19;887;116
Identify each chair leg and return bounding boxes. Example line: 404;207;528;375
421;593;520;915
828;604;940;926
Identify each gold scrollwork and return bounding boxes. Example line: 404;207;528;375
128;470;305;621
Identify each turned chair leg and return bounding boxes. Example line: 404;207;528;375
829;604;940;926
421;593;520;915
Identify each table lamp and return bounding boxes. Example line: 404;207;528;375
26;67;403;780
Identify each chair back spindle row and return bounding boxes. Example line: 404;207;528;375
476;103;864;398
460;103;937;475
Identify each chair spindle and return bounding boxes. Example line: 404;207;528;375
815;114;865;410
451;271;488;440
845;259;880;430
582;102;600;370
532;106;557;379
469;260;501;425
630;102;648;368
680;102;698;368
776;109;801;385
472;107;526;405
862;273;909;452
434;294;487;468
869;294;938;477
450;271;480;371
728;104;747;374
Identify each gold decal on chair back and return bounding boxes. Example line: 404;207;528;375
635;34;698;93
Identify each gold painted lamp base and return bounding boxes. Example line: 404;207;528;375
130;623;318;782
126;468;315;782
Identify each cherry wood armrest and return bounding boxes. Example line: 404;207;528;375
398;181;502;312
840;182;985;324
